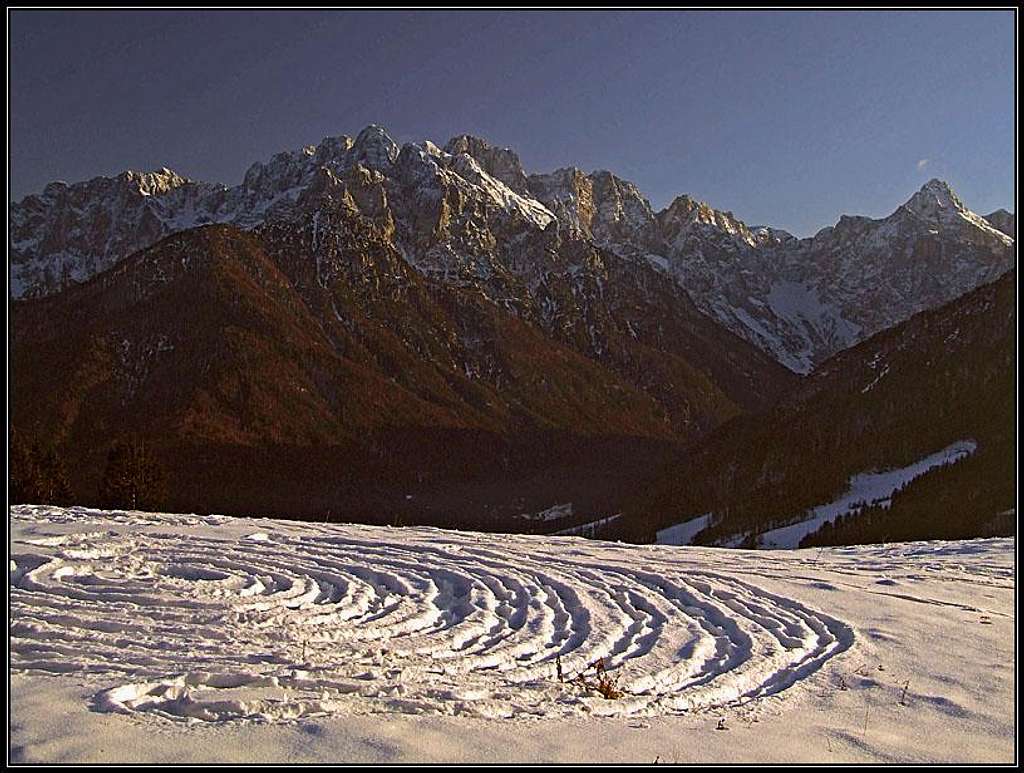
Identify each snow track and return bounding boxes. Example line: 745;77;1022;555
10;506;854;723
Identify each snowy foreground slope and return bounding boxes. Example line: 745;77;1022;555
9;505;1015;763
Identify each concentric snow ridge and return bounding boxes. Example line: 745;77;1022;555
10;506;854;722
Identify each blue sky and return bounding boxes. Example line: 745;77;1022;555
8;10;1016;235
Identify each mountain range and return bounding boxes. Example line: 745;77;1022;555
9;125;1016;536
11;126;1014;371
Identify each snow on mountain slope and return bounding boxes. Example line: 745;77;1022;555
655;512;713;546
757;440;977;549
627;270;1015;551
522;173;1012;373
644;180;1013;373
9;505;1014;763
10;126;1014;375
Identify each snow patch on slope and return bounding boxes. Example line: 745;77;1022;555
759;441;978;549
766;281;860;347
655;513;713;546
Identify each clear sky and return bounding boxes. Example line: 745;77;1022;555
8;9;1016;236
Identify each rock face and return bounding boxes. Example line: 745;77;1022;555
985;208;1016;238
10;128;1015;375
444;134;530;194
9;168;224;297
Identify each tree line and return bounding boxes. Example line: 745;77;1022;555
10;430;168;511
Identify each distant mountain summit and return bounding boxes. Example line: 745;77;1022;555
984;208;1016;238
9;126;1014;374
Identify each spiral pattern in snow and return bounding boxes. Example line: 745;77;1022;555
10;507;854;722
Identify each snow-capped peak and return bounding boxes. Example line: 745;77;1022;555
901;179;1013;243
657;194;757;249
903;178;966;219
106;167;189;197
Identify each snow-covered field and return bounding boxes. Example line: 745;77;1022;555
9;505;1015;763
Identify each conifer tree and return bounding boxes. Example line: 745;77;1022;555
10;429;40;504
10;430;72;505
33;443;72;504
100;438;168;511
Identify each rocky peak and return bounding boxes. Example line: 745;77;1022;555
394;141;447;186
825;214;876;243
902;178;967;221
586;171;658;249
313;134;355;167
25;167;191;206
899;179;1012;245
659;194;731;227
241;148;312;194
527;167;595;237
589;171;653;215
750;225;798;247
444;134;529;194
120;167;190;197
656;194;756;250
40;181;69;198
351;125;399;170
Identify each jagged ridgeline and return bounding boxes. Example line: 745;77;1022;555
11;126;1013;371
9;126;1015;533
